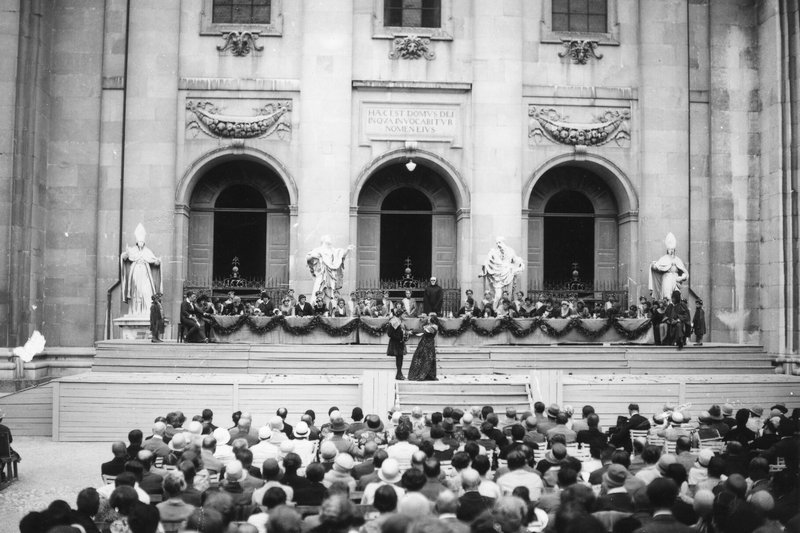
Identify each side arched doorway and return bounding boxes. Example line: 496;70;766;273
528;165;619;289
187;160;291;287
356;162;457;285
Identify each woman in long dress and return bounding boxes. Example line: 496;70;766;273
408;314;439;381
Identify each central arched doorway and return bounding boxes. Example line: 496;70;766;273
187;160;290;287
356;162;457;285
528;165;619;290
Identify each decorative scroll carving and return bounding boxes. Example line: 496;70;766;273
217;31;264;56
389;35;435;60
528;107;630;147
558;39;603;64
186;100;292;140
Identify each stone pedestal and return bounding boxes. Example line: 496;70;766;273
114;316;171;340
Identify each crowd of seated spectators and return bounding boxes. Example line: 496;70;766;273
22;400;798;533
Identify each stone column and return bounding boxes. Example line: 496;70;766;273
298;1;354;295
0;0;21;346
636;0;691;298
707;0;760;344
471;1;524;291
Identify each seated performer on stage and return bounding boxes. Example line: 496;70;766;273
181;291;207;343
294;294;314;317
401;290;417;318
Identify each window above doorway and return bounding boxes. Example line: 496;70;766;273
200;0;283;37
540;0;619;45
372;0;453;40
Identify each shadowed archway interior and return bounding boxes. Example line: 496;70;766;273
356;162;457;284
188;160;290;286
543;190;595;284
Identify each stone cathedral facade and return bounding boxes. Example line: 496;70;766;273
1;0;799;356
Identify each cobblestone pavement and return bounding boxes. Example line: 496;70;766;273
0;437;109;532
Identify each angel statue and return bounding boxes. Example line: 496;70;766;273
306;236;355;299
480;237;525;309
120;223;163;317
649;232;688;300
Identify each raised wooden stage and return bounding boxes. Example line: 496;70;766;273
0;341;797;441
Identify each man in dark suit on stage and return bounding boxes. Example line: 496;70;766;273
181;291;207;343
423;276;444;315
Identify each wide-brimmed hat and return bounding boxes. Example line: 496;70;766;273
696;449;714;467
366;414;384;432
333;453;355;473
657;454;677;475
213;427;231;445
670;412;685;424
269;416;284;431
603;464;628;489
770;403;788;414
329;417;349;433
708;405;724;421
698;411;713;425
319;441;338;460
378;458;402;484
293;421;310;438
721;403;734;416
258;426;272;441
546;404;560;418
750;406;764;417
169;433;187;452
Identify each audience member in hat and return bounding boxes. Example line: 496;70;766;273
212;427;235;466
546;412;577;444
156;471;195;525
356;414;389;447
597;464;634;512
323;453;357;492
351;440;378;480
318;441;338;472
688;448;715;489
288;421;316;467
326;415;363;458
357;449;389;491
221;461;255;506
537;404;560;435
725;408;758;449
696;411;721;442
707;404;730;437
266;416;288;444
696;456;725;493
250;426;280;466
361;458;406;505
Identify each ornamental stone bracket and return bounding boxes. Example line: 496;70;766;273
558;39;603;65
186;100;292;140
217;31;264;56
528;106;630;147
389;35;435;60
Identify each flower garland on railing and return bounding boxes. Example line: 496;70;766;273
211;315;652;341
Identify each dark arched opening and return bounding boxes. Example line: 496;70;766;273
380;187;433;279
543;190;595;284
213;184;267;281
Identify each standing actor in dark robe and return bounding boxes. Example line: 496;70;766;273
149;293;164;343
181;291;207;343
386;308;408;380
423;276;444;315
692;298;706;345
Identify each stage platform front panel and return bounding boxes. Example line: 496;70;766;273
1;370;797;440
92;341;777;376
209;316;654;345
